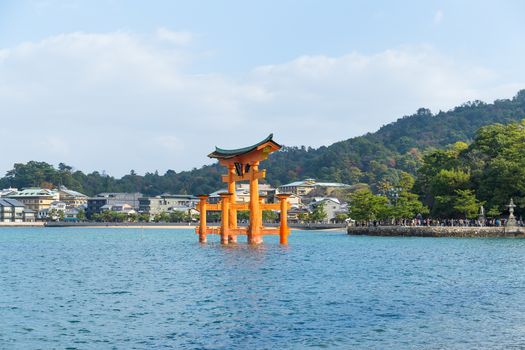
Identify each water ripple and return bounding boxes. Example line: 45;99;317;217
1;229;525;349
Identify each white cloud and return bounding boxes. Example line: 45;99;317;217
0;31;521;177
434;10;444;24
39;137;71;156
156;27;193;45
155;136;185;152
246;47;521;144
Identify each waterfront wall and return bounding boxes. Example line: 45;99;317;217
347;225;525;238
45;222;198;228
0;222;45;227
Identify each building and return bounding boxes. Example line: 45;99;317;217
50;201;67;211
86;192;142;218
267;192;302;206
286;194;302;206
0;198;35;222
0;198;25;222
6;188;60;213
23;209;36;222
209;184;275;204
38;201;68;220
235;183;275;202
309;197;348;223
96;192;142;209
57;186;88;208
277;178;351;196
139;194;199;216
111;203;136;214
287;206;310;223
64;208;81;222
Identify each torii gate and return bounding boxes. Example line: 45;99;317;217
196;134;291;244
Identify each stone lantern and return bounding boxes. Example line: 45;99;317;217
505;198;518;227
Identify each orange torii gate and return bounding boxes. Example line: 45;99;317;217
196;134;291;244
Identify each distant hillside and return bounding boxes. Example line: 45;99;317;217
264;89;525;187
1;90;524;196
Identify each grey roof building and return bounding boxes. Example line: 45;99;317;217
0;198;25;222
86;192;142;218
139;194;198;215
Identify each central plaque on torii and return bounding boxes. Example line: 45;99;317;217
196;134;291;244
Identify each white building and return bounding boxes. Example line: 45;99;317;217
38;201;68;220
57;186;88;208
138;194;198;215
111;203;136;214
309;197;348;223
209;184;275;204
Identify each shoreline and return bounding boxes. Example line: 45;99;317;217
347;225;525;237
63;225;197;229
0;222;45;227
0;222;346;231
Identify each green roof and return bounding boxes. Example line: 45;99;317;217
208;134;281;159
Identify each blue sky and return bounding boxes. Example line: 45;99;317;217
0;0;524;176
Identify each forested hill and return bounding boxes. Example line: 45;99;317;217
263;89;525;187
1;90;525;196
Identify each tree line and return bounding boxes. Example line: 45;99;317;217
347;119;525;221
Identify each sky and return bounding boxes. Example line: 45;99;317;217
0;0;524;177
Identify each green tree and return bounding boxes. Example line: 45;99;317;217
486;206;501;218
169;211;186;222
309;203;328;223
154;212;170;222
128;213;138;222
262;210;278;222
77;209;86;221
415;119;525;218
453;189;483;219
391;191;428;220
113;212;128;222
430;169;470;197
348;188;388;222
298;212;309;223
237;211;249;221
138;213;151;222
334;213;348;222
207;212;221;222
383;172;428;220
420;168;471;217
48;208;58;221
100;211;113;222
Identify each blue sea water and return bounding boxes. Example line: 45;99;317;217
1;228;525;349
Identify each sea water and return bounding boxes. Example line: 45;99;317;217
1;228;525;349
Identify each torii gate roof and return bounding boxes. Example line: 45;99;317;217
208;134;281;160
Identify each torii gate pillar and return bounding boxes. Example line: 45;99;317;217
248;161;262;244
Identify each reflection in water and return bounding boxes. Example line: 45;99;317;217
1;228;525;349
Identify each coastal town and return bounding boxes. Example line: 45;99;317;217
0;178;351;225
